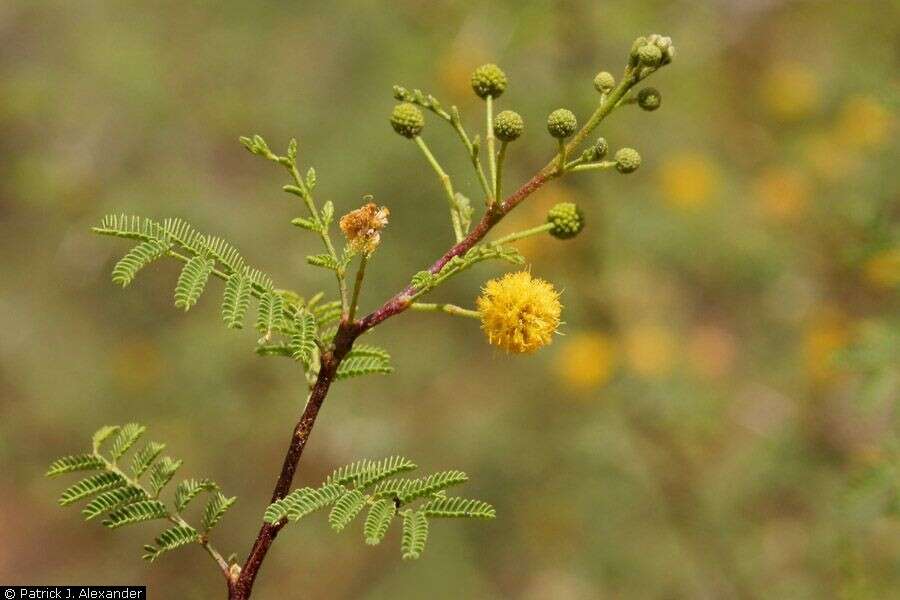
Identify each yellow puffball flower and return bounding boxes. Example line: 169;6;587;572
477;271;562;353
554;332;616;390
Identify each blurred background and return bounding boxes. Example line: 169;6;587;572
1;1;897;598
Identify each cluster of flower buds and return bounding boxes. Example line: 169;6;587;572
547;108;578;139
629;34;676;70
547;202;585;239
493;110;524;142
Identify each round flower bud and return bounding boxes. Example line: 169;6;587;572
546;109;578;138
637;87;662;111
638;44;663;67
390;103;424;138
630;36;648;59
614;148;641;174
547;202;585;240
593;71;615;93
493;110;524;142
470;63;507;99
591;137;609;160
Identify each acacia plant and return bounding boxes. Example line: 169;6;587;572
47;35;675;599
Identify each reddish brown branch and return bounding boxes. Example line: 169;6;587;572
230;163;556;600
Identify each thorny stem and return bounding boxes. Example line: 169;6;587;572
486;95;497;197
410;302;481;319
414;135;465;242
232;65;643;599
570;160;617;173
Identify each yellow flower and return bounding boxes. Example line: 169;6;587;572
477;271;562;353
554;332;616;390
759;63;820;121
804;309;849;382
658;153;718;210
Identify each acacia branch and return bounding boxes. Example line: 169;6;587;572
229;66;639;599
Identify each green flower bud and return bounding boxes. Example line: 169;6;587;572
547;202;585;239
637;87;662;111
614;148;641;174
493;110;524;142
593;71;615;93
546;109;577;138
591;137;609;160
638;44;663;67
471;63;507;99
390;102;424;138
630;36;648;59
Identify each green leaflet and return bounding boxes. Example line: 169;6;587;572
148;457;183;497
336;355;393;380
112;239;170;287
328;489;367;532
266;457;492;560
174;255;215;311
201;492;236;532
49;423;234;564
143;525;199;562
290;310;318;365
82;486;147;521
58;472;125;507
174;478;219;512
109;423;146;461
256;291;285;336
222;272;253;329
364;499;396;545
401;511;429;559
130;441;166;477
47;454;105;476
422;497;496;519
103;500;169;529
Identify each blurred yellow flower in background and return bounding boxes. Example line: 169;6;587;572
754;166;811;221
834;96;895;150
658;153;719;210
554;332;616;391
624;324;676;378
804;309;850;382
863;248;900;289
759;63;821;121
803;132;859;182
437;46;489;101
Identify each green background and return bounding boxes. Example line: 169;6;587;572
1;1;898;598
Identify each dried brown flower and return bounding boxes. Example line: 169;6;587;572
339;202;389;254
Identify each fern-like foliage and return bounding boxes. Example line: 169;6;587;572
94;214;397;382
47;424;234;564
264;456;494;560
